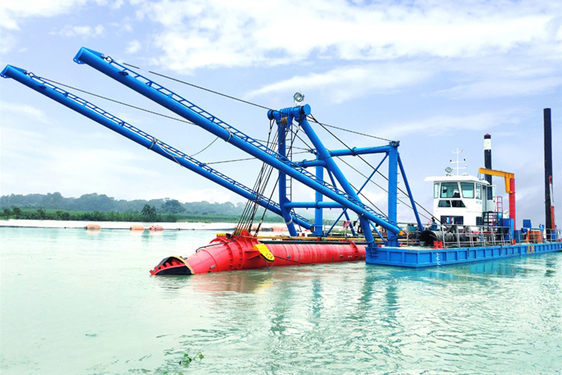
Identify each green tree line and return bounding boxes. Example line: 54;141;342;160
1;192;245;215
0;193;287;223
0;207;253;223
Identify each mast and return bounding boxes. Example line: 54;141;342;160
544;108;555;240
484;134;492;184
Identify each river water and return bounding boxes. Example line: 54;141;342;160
1;227;561;375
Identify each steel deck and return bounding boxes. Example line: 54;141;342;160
367;242;562;268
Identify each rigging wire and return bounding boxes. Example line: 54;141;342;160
40;77;195;125
278;120;403;220
43;72;393;146
41;77;225;159
41;76;282;159
43;72;434;223
205;150;310;165
252;120;300;235
147;70;273;111
127;64;392;141
348;181;386;216
206;157;257;165
254;119;303;234
307;116;395;143
338;157;432;221
308;113;435;222
336;157;387;194
236;119;278;234
45;76;315;152
254;175;280;235
286;126;316;155
42;75;388;165
190;137;219;157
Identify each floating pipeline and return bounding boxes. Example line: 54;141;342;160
150;230;367;275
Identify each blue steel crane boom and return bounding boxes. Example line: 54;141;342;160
2;47;425;252
0;65;312;229
72;47;408;247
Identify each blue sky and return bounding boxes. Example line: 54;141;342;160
0;0;560;227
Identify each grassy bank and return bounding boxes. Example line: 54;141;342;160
1;208;286;224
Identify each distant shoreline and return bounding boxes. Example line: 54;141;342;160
0;219;243;231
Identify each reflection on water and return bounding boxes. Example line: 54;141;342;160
149;257;562;374
157;267;316;294
1;228;561;375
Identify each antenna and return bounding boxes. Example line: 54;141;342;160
449;148;467;176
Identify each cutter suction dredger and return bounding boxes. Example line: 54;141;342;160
2;47;427;275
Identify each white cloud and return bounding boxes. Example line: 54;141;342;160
435;77;561;99
0;33;18;54
114;19;133;33
129;0;561;71
2;0;559;105
109;0;124;10
0;101;50;123
122;0;561;105
247;63;431;103
375;111;522;139
56;24;105;38
126;40;142;54
0;0;88;31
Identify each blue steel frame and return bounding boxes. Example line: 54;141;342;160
72;47;406;243
266;107;421;246
3;47;425;250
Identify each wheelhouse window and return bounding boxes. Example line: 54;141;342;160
461;182;474;198
452;200;466;208
438;200;466;208
434;183;439;199
484;185;495;200
476;184;482;199
438;200;451;207
440;182;460;198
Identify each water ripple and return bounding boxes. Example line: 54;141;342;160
1;229;561;375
